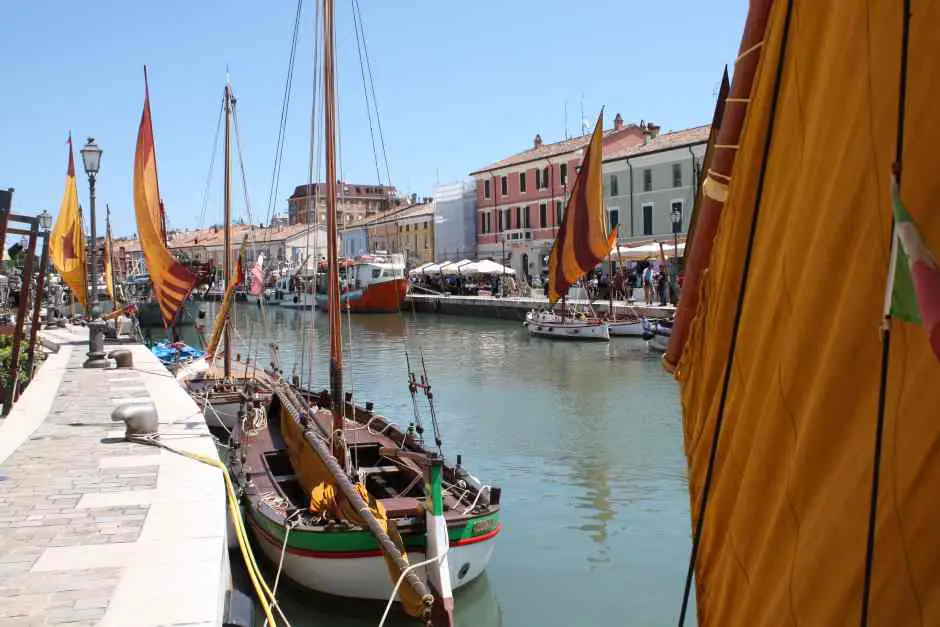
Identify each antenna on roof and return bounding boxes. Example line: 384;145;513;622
580;93;586;135
564;99;569;140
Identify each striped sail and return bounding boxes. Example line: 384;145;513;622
547;113;616;304
133;69;197;327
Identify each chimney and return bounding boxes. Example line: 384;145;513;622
614;113;623;130
533;134;543;149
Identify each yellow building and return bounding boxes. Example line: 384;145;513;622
360;201;435;266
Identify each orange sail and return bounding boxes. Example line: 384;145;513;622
132;68;197;327
547;113;612;304
677;1;940;625
49;135;87;308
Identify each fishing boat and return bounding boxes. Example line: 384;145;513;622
315;253;409;313
233;2;500;622
523;308;610;341
606;317;645;337
272;274;315;309
668;2;940;626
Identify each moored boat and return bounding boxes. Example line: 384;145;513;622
524;309;610;341
315;253;408;313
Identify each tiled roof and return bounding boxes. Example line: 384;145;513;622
289;181;397;199
469;133;596;175
349;202;434;229
604;125;710;161
112;222;323;253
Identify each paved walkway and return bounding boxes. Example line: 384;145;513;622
0;327;228;626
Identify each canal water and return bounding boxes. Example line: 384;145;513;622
192;302;692;626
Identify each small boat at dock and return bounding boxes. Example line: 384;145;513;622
315;253;409;313
524;309;610;341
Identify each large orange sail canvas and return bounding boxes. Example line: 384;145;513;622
547;113;616;304
678;1;940;625
133;69;196;327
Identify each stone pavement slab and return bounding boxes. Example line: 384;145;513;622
0;326;229;626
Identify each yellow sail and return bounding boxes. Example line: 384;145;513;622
678;1;940;625
103;213;117;305
49;136;87;308
204;235;247;362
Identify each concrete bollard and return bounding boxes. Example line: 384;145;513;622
108;349;134;369
111;402;158;440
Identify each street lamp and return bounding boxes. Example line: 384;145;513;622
37;210;52;232
80;137;109;368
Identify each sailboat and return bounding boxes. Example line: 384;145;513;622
524;112;616;342
232;2;500;623
670;2;940;626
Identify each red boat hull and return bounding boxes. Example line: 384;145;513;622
317;278;409;313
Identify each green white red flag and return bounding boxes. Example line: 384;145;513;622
885;173;940;360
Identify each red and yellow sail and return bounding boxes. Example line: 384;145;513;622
103;209;118;305
49;135;87;308
547;113;617;304
133;69;197;327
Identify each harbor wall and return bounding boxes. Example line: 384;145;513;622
405;293;673;321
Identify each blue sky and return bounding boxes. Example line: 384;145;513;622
0;1;747;237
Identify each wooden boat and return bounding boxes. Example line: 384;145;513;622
606;315;645;337
272;275;315;310
232;387;500;608
315;254;409;313
524;309;610;341
232;1;500;622
642;317;671;352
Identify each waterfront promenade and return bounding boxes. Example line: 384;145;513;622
0;327;229;626
406;292;675;320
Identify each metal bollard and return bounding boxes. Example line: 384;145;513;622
111;402;158;440
108;349;134;369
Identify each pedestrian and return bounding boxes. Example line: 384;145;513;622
642;263;653;305
656;267;668;306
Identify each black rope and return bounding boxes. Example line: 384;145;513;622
198;93;225;229
350;0;383;186
860;1;911;624
264;0;304;227
352;0;393;185
677;1;795;624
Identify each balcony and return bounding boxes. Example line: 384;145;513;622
501;229;533;242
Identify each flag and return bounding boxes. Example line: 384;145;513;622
250;252;265;296
103;207;118;304
548;112;613;303
133;67;198;327
205;235;247;360
886;174;940;359
49;135;88;308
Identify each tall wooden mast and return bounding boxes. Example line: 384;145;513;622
223;82;233;378
323;0;345;464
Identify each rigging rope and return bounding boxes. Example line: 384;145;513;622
676;1;795;624
198;93;225;230
860;1;911;625
265;0;304;228
351;0;393;185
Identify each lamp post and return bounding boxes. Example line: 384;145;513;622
80;137;109;368
671;204;682;305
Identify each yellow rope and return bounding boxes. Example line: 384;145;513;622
736;39;764;62
131;437;286;627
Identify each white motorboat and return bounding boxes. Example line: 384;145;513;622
523;309;610;341
607;318;646;337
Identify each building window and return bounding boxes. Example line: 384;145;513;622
519;172;527;193
486;212;492;233
480;214;487;234
539;202;547;228
523;206;530;229
609;174;619;197
535;169;542;190
555;199;563;224
484;179;491;199
643;203;654;235
497;209;503;232
608;208;620;230
560;163;568;186
673;163;682;188
672;200;684;233
514;206;521;228
543;166;549;189
643;169;652;192
501;176;508;196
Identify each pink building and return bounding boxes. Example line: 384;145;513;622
470;114;654;280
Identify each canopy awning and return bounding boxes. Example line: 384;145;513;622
441;259;474;275
408;262;434;276
464;259;516;275
613;241;686;260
